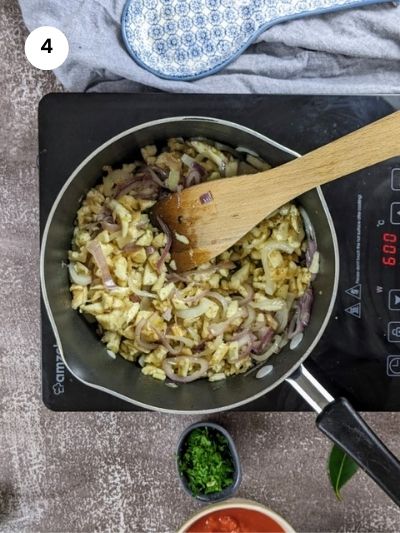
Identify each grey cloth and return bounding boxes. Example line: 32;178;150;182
19;0;400;93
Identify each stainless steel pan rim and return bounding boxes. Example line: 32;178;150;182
40;115;339;414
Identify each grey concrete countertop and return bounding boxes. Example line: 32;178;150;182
1;2;400;531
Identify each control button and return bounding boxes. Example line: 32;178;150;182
389;289;400;310
391;168;400;191
387;355;400;376
387;322;400;342
345;302;361;318
345;283;361;300
390;202;400;224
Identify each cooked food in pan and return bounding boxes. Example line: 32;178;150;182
68;138;318;383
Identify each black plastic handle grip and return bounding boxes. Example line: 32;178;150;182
316;398;400;506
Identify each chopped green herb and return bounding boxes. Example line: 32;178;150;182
179;428;235;496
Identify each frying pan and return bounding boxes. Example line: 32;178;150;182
40;117;400;505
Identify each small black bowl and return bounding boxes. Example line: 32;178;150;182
176;422;242;502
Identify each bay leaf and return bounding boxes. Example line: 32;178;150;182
328;444;359;500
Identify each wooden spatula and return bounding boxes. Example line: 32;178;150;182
152;111;400;272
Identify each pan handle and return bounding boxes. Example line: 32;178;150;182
287;365;400;506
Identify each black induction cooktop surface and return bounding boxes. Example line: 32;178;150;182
39;93;400;411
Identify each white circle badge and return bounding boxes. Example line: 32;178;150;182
25;26;69;70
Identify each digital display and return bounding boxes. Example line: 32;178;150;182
382;232;397;267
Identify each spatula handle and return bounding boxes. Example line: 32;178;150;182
152;110;400;270
267;109;400;193
213;110;400;243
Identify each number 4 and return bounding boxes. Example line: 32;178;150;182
41;38;53;53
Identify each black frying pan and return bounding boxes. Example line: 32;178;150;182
40;117;400;505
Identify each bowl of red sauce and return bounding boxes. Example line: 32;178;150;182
178;498;295;533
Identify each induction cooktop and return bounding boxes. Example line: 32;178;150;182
39;93;400;411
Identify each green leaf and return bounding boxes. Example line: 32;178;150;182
328;445;359;500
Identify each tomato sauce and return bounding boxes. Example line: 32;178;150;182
187;508;286;533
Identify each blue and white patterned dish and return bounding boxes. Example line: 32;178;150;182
122;0;396;80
